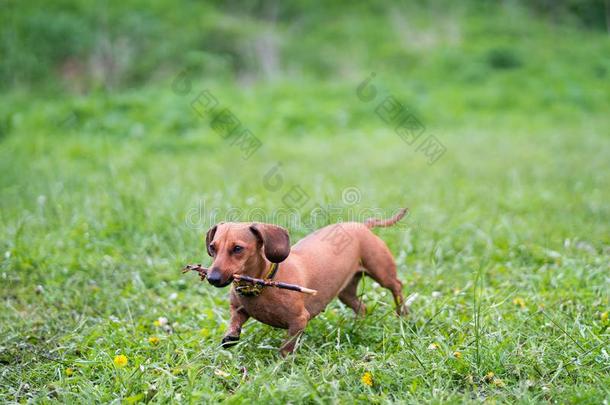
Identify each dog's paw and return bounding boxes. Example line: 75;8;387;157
221;335;240;348
397;303;410;317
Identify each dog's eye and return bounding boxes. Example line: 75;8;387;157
232;245;244;254
208;245;216;255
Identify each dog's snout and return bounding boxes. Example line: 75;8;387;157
207;268;223;286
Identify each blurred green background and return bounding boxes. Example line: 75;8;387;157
1;1;609;403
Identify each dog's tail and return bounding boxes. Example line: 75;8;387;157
364;208;409;229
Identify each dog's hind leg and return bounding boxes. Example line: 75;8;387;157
338;271;367;316
360;236;408;316
364;264;407;316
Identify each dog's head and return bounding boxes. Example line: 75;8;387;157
204;222;290;287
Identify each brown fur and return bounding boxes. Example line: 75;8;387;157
205;208;408;356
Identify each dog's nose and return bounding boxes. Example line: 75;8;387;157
207;268;223;286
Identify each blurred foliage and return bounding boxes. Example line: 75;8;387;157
1;0;608;91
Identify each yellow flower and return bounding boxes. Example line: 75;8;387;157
65;368;74;377
148;336;160;345
484;371;495;382
453;351;462;359
427;343;438;350
601;312;608;322
361;372;373;387
113;354;128;368
512;297;526;309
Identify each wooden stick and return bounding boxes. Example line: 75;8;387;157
182;264;317;295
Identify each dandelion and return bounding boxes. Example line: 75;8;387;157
453;351;462;359
65;368;74;377
361;372;373;387
484;371;495;382
512;297;526;309
601;312;608;322
113;354;128;368
148;336;160;345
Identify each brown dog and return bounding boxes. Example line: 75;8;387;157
204;208;408;356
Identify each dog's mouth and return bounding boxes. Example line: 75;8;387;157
207;272;235;288
214;278;233;288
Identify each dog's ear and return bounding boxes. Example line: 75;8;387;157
249;223;290;263
205;223;220;257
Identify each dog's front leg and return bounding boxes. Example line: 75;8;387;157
279;312;309;357
221;295;249;348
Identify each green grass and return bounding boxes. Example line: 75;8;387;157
1;80;609;402
1;3;610;402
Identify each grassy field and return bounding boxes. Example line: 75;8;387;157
2;2;610;404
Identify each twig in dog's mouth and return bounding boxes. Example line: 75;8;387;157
182;264;317;295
